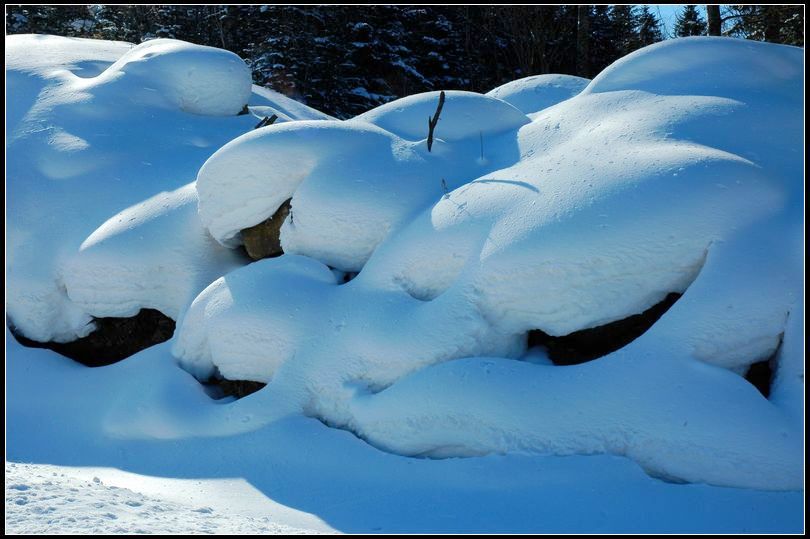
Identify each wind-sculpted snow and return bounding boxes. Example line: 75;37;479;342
175;38;804;489
6;35;327;342
485;74;590;114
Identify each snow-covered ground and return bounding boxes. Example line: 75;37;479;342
6;335;804;533
6;35;805;533
5;463;316;534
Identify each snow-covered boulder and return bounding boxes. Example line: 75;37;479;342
89;39;252;116
175;37;804;490
196;111;525;270
485;74;589;114
6;35;327;343
61;184;246;322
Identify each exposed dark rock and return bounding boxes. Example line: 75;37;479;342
237;104;250;115
203;378;267;400
241;198;292;260
744;334;782;398
528;292;682;365
10;308;175;367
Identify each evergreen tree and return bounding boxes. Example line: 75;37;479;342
726;5;804;46
610;5;639;57
674;5;707;37
588;5;617;76
636;6;663;47
13;5;801;118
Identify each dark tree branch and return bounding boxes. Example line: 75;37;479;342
427;90;445;152
254;114;279;129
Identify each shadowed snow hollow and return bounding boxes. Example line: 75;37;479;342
174;38;804;489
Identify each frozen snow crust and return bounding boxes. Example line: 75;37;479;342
178;37;804;490
7;35;804;494
6;35;327;342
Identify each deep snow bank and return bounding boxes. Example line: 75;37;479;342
6;35;327;343
175;38;804;489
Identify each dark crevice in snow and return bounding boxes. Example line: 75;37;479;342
329;266;359;284
744;333;783;398
202;378;266;400
527;293;682;365
9;309;175;367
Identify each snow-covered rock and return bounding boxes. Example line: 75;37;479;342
6;35;328;343
175;37;804;490
485;74;589;114
5;32;804;494
196;115;524;270
61;183;246;322
92;38;252;116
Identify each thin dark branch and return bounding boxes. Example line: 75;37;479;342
427;90;445;152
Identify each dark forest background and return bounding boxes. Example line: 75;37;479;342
6;5;804;118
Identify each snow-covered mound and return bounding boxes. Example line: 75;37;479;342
584;35;802;100
175;37;804;490
6;35;327;343
351;90;530;141
61;184;246;321
196;106;526;269
485;74;589;114
93;38;252;116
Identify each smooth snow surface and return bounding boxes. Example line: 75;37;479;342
6;36;805;532
6;35;326;342
485;74;590;114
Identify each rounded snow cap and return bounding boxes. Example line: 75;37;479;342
94;38;253;116
353;90;530;141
